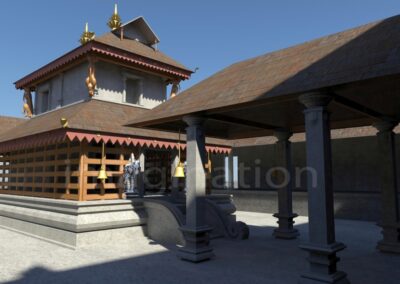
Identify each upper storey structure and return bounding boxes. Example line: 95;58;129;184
15;16;192;117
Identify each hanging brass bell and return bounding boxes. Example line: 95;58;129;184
98;164;108;181
173;162;185;178
98;142;108;182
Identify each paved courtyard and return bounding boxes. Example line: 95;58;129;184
1;211;399;284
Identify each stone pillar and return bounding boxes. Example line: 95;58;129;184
178;115;214;262
373;121;400;253
137;149;145;197
272;130;299;239
228;153;234;189
298;92;349;284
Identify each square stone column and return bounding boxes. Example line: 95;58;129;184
137;149;145;197
298;92;349;284
272;130;299;239
373;121;400;253
177;115;214;262
225;153;234;189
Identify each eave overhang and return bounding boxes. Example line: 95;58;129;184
0;129;230;154
14;41;192;90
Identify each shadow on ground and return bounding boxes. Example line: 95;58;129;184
3;216;400;284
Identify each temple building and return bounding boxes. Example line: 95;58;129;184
0;7;244;250
1;6;400;283
0;13;230;202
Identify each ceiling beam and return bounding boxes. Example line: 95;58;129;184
208;114;281;131
331;93;397;122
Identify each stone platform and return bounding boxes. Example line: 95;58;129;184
0;194;146;249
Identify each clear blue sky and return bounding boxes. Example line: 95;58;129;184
1;0;400;117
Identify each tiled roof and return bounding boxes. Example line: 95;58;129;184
0;116;26;135
15;35;192;90
127;15;400;128
95;32;187;70
0;100;229;147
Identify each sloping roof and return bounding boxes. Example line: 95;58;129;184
0;116;26;135
127;15;400;131
15;30;192;89
94;32;187;69
0;100;229;147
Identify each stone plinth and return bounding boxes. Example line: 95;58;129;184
0;194;146;249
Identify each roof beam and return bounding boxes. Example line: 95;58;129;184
331;93;398;122
208;114;281;131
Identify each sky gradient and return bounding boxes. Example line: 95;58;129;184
1;0;400;117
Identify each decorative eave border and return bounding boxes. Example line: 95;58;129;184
0;129;231;154
14;41;192;90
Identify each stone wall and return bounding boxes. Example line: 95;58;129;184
231;135;400;193
217;134;400;221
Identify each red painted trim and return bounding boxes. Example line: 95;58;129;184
14;41;192;89
0;129;231;154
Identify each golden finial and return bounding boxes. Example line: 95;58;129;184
80;22;95;45
108;4;122;31
60;118;69;128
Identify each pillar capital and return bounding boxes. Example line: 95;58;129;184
273;129;293;142
299;92;332;108
183;115;205;127
373;120;398;133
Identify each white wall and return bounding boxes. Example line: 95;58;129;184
95;61;166;109
35;63;88;115
34;61;167;115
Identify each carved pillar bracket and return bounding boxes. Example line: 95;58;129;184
272;129;299;239
298;92;349;284
86;57;97;98
23;88;33;118
178;115;214;262
373;120;400;253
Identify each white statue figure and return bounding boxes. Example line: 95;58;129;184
124;153;140;194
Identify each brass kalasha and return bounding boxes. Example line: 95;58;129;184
80;22;95;45
108;4;122;31
60;118;68;128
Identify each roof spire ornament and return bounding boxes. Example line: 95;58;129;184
108;4;122;31
80;22;95;45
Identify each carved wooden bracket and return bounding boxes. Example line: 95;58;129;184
86;59;97;97
23;88;33;118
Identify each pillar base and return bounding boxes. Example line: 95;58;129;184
377;223;400;253
299;242;349;284
273;213;299;239
177;225;214;262
377;241;400;254
299;271;349;284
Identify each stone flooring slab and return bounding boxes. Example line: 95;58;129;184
1;211;399;284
